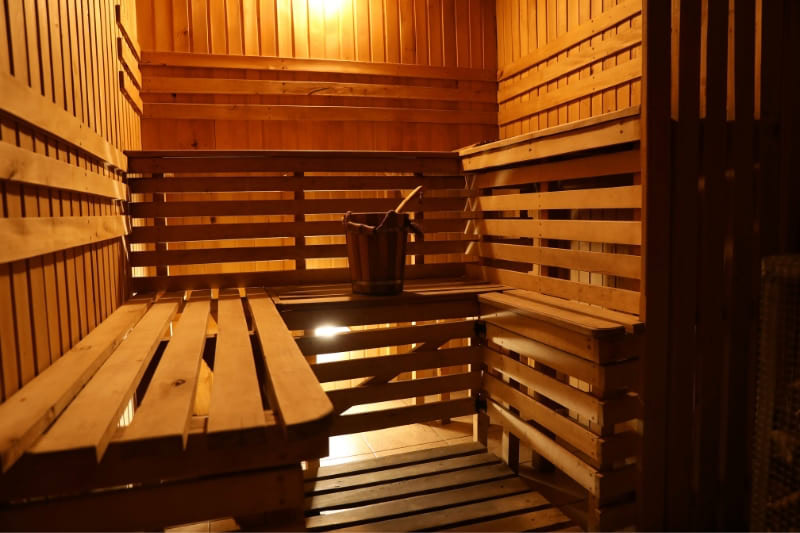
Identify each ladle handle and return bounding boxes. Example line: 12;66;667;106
394;185;423;214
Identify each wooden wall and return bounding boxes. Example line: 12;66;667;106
135;0;498;150
495;0;641;139
0;0;141;402
640;0;800;529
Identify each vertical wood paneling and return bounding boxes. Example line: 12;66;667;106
0;0;138;401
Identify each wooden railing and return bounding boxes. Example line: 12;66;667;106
126;150;472;292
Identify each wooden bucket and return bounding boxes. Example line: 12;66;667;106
344;212;409;295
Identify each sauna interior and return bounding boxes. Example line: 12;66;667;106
0;0;798;531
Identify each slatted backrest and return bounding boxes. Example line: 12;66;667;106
462;112;642;316
126;150;472;293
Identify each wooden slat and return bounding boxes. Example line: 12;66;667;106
296;320;475;356
126;150;461;174
128;174;464;193
141;51;497;82
307;477;531;531
143;76;495;103
478;292;625;336
119;70;143;115
473;242;641;280
498;0;642;80
469;264;640;314
475;185;642;211
312;346;481;383
0;143;127;200
129;196;466;218
120;298;210;452
130;240;469;267
461;111;640;172
117;36;141;88
207;295;266;438
476;219;641;246
306;461;512;512
246;289;333;439
131;263;467;293
306;442;486;481
472;149;640;189
330;398;475;436
327;372;480;412
308;452;499;494
0;71;126;169
33;301;177;461
344;489;552;531
127;219;468;243
143;102;497;125
0;216;129;264
0;299;151;472
445;506;573;532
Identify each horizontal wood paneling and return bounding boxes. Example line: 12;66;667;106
135;0;498;151
495;0;641;139
0;0;139;401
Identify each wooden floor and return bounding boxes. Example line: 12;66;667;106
304;442;577;532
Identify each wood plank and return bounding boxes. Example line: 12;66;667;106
307;461;514;512
476;185;642;211
128;196;466;218
0;216;129;264
143;102;497;125
473;242;641;279
308;452;500;494
207;295;266;439
0;298;150;472
0;142;128;200
327;371;480;412
469;264;640;314
476;218;641;247
131;263;467;293
312;346;481;383
307;477;532;531
142;76;496;103
472;149;640;189
117;36;141;88
119;70;143;115
141;51;497;81
307;442;487;481
296;320;475;356
127;150;461;174
330;398;475;436
0;71;126;169
128;174;464;193
246;289;333;439
483;347;605;424
505;290;644;332
487;400;597;494
120;298;210;452
33;301;177;461
479;292;626;336
462;113;640;171
343;489;552;531
445;506;572;531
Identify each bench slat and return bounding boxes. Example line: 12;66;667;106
306;477;531;531
33;301;178;461
444;505;573;532
207;295;266;438
247;289;333;439
0;298;152;472
121;298;211;452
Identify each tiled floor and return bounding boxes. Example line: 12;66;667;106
166;395;526;532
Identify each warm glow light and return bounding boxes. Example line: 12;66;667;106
314;325;350;337
309;0;343;16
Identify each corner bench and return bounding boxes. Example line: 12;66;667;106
0;288;333;531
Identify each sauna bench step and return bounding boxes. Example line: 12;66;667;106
303;442;577;532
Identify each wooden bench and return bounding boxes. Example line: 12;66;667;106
303;442;578;532
0;288;332;531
